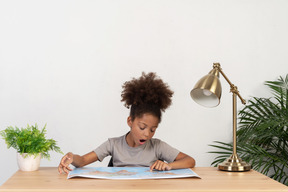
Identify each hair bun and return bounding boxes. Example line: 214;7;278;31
121;72;173;112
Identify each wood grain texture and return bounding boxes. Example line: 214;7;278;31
0;167;287;192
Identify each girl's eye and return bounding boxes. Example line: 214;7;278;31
150;129;155;133
140;127;145;130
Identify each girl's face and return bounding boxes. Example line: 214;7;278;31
126;113;159;147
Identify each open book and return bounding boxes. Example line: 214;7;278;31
68;167;200;180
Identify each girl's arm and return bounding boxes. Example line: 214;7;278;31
168;152;196;169
58;151;98;174
150;152;195;171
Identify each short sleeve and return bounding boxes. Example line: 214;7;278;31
155;140;180;163
93;139;112;162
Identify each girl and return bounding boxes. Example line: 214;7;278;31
58;72;195;174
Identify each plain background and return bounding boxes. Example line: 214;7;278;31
0;0;288;185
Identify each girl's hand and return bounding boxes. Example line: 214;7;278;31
150;160;172;171
58;152;74;174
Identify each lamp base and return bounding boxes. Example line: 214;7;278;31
218;154;251;172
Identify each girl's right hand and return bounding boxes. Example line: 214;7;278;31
58;152;74;174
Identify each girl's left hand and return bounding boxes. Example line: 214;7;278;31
150;160;172;171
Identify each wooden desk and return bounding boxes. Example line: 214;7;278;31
0;167;287;192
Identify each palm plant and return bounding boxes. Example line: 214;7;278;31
209;74;288;185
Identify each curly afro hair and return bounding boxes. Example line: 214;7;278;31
121;72;174;122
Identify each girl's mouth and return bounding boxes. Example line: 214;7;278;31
139;139;146;144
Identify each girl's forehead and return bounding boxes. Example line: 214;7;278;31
135;114;159;126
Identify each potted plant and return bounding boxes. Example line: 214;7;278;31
0;123;63;171
209;74;288;185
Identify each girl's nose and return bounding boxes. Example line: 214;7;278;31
143;129;149;137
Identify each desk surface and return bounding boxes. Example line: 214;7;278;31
0;167;287;192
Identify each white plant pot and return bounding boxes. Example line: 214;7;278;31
17;152;41;171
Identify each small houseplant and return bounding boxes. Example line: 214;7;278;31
0;123;62;171
209;74;288;185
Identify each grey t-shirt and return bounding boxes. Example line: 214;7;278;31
94;133;180;167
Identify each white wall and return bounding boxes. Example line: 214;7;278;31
1;0;287;185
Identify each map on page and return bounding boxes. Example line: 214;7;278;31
67;167;200;180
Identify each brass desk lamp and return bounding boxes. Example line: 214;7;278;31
190;63;251;171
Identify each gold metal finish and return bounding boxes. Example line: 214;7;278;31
190;67;222;107
191;63;251;172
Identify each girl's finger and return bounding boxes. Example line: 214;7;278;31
67;166;72;171
58;165;63;174
150;161;157;171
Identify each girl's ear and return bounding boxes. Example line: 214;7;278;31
127;116;132;128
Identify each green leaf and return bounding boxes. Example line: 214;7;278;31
0;124;63;160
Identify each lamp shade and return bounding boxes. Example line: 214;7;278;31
190;68;222;107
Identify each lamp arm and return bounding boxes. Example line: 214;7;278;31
213;63;246;105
